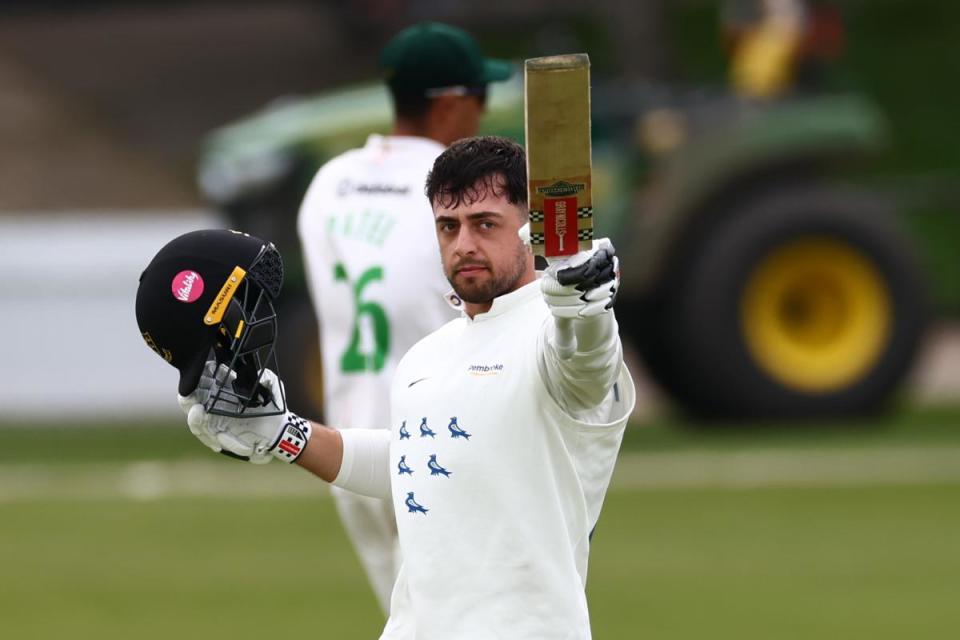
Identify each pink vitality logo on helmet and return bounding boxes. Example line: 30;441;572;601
171;270;205;303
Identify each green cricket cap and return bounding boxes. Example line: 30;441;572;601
380;22;513;94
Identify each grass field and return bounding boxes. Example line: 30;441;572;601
2;406;959;638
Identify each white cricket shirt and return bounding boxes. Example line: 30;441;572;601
380;280;635;639
298;135;459;431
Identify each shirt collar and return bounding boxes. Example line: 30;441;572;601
444;277;543;323
364;134;445;156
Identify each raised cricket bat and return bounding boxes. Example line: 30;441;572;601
524;53;593;259
524;53;593;358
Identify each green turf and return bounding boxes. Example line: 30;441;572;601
621;403;960;452
2;406;959;637
0;498;383;639
1;420;206;464
589;484;960;639
2;484;959;638
3;403;958;464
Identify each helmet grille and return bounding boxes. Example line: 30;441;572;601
248;244;283;299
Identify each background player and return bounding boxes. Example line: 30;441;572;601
296;22;513;613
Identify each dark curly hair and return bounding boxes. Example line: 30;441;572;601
426;136;527;213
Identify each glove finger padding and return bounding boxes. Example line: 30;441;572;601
541;290;587;319
178;392;199;416
182;366;309;464
582;255;620;313
256;368;286;411
200;363;285;417
215;429;270;463
543;247;619;319
186;403;222;453
178;361;219;415
576;280;619;317
555;240;616;289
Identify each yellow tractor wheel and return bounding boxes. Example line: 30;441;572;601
740;238;892;394
635;186;927;419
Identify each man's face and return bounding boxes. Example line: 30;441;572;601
433;176;534;312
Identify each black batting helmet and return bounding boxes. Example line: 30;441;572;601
135;229;285;417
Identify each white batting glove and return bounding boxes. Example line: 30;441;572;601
177;364;311;464
541;238;620;319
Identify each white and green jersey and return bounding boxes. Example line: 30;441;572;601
298;135;458;432
380;280;636;639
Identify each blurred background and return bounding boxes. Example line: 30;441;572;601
2;1;958;638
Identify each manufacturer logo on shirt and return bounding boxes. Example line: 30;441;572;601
467;363;504;377
336;179;410;196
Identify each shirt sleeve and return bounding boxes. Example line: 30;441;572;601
537;310;624;421
332;428;392;499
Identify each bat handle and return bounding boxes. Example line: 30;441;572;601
554;317;577;360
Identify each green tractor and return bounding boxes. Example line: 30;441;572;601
198;74;927;420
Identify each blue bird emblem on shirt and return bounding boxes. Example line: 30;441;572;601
427;454;451;477
399;421;410;440
398;455;413;475
448;417;471;440
405;492;428;514
419;417;436;438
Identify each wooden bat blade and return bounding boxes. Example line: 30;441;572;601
524;53;593;259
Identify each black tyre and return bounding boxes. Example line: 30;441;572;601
639;186;928;419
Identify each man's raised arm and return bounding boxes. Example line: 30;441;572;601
537;240;623;415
